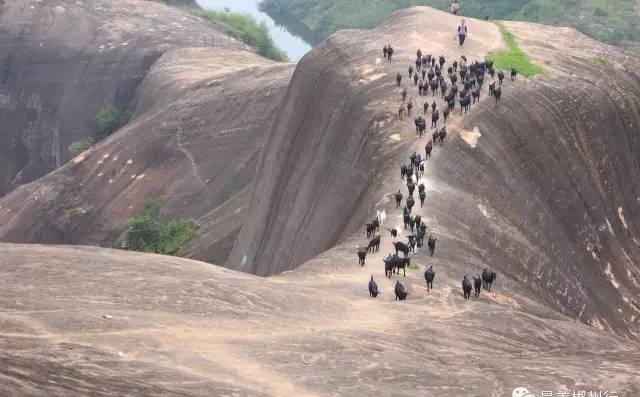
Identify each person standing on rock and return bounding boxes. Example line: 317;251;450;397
457;19;468;47
450;0;460;15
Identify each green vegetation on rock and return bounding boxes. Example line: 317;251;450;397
96;105;124;137
487;22;543;77
193;9;288;62
260;0;638;45
68;137;95;158
116;197;198;255
592;55;610;65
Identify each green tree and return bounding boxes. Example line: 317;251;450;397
124;214;165;253
119;197;198;255
96;105;123;137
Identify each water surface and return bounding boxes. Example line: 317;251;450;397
197;0;316;62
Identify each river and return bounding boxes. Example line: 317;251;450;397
196;0;318;62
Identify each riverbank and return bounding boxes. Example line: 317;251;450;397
197;0;315;62
193;8;288;61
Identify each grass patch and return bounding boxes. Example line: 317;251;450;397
68;137;94;157
407;261;420;270
487;22;543;77
193;9;288;62
592;55;610;65
116;197;198;255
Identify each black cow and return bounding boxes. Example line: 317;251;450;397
494;86;502;103
406;196;415;212
488;81;496;96
358;248;367;266
510;68;518;81
429;79;439;96
395;281;409;301
497;70;505;85
424;265;436;291
408;65;414;79
384;255;395;278
403;212;411;229
462;276;472;300
482;268;497;291
366;219;379;237
407;181;416;197
431;109;439;129
460;94;471;114
368;276;379;298
425;140;433;159
472;86;481;103
473;276;482;298
389;227;398;239
417;229;426;247
393;241;410;257
438;126;447;145
427;236;437;256
393;255;411;277
406;166;414;179
394;190;403;208
396;72;402;86
367;235;381;252
419;190;426;207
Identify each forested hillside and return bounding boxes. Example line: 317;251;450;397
261;0;639;45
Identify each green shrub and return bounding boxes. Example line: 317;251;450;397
162;219;198;255
122;214;165;253
592;55;610;65
487;22;544;77
118;197;198;255
68;138;94;157
96;105;123;137
593;7;607;17
193;9;288;62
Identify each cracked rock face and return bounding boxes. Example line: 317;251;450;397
0;0;234;196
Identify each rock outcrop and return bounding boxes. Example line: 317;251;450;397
1;242;638;396
0;0;238;195
2;5;640;340
228;8;640;337
0;47;293;264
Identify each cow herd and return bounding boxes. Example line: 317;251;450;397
363;45;505;302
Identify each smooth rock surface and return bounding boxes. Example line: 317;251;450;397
0;48;293;264
0;242;638;396
0;0;238;195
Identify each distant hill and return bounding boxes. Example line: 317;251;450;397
261;0;639;45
